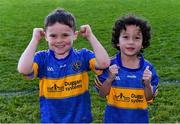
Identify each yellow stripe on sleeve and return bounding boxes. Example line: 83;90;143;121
89;58;103;75
94;76;102;89
23;62;39;80
33;62;38;78
147;84;159;105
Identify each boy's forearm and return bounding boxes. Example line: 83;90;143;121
144;83;153;101
17;39;38;74
87;34;110;69
99;76;114;97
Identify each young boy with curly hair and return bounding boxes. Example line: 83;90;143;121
95;15;159;123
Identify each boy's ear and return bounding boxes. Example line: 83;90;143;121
73;31;78;40
44;32;48;42
117;43;120;47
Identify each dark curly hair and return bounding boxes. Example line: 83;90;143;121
112;15;151;52
44;8;76;31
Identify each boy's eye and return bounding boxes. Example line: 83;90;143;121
122;36;128;39
62;33;70;37
50;34;56;38
135;37;140;39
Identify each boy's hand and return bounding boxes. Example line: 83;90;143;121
32;28;45;42
109;64;119;79
142;66;152;86
80;25;93;39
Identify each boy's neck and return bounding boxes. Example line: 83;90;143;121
54;49;71;59
121;54;140;69
55;54;68;59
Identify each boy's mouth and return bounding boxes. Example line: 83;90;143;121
126;47;135;51
55;44;65;48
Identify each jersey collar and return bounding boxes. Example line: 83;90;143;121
116;52;145;72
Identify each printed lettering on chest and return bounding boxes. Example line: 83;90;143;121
40;72;89;98
107;87;147;109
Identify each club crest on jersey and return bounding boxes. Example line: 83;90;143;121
72;61;82;72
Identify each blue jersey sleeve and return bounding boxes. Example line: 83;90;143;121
81;48;103;75
33;51;46;78
94;67;109;92
24;51;45;79
145;63;159;104
143;60;159;96
81;48;95;69
150;65;159;95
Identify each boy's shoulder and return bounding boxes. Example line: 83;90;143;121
110;55;117;61
73;48;94;55
75;48;93;52
143;58;156;70
35;49;50;56
36;49;49;54
144;58;153;66
110;53;120;64
139;53;154;68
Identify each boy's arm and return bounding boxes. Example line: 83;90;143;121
143;66;154;101
99;74;114;98
17;28;44;75
144;83;153;101
98;65;118;97
80;25;110;69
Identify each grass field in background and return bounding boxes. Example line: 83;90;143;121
0;0;180;123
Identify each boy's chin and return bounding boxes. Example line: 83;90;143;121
55;51;70;58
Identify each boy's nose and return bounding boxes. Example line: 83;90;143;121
128;39;134;44
57;39;63;43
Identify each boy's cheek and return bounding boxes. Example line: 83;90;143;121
66;42;71;45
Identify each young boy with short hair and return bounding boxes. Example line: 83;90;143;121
17;8;110;123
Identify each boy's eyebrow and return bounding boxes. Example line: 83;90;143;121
121;31;128;35
137;30;143;35
49;33;56;36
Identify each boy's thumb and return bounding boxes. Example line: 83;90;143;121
80;26;86;33
145;66;150;70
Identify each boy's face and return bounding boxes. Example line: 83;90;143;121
45;22;78;59
118;25;143;57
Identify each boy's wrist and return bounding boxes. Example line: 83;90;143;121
86;33;96;42
144;83;152;88
108;74;116;80
31;38;40;44
106;76;115;85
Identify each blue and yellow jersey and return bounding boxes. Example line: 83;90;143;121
26;48;99;123
95;52;159;123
